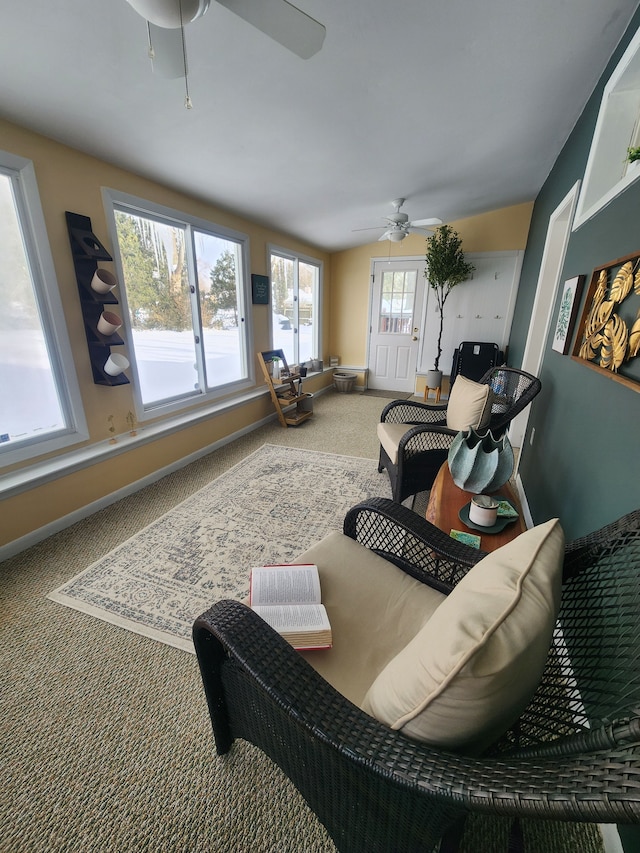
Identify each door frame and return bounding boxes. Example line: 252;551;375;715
366;255;426;392
510;181;581;451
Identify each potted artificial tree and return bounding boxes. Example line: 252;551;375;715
424;224;475;389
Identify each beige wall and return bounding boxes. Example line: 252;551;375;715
1;119;533;550
1;119;332;547
329;203;534;369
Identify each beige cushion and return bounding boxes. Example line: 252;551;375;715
446;375;494;432
295;531;446;706
376;422;410;466
362;519;564;752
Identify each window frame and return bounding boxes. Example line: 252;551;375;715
573;25;640;230
268;244;323;366
103;188;254;420
0;150;88;468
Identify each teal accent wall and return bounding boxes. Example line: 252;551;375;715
511;9;640;542
511;16;640;849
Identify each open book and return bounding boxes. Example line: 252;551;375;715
249;563;332;650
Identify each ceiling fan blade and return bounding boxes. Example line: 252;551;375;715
378;229;394;242
148;23;186;78
407;225;437;234
352;225;385;232
411;217;443;228
215;0;326;59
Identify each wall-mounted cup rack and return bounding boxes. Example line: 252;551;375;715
65;211;130;386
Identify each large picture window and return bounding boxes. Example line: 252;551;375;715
270;248;321;367
0;151;87;467
105;191;251;416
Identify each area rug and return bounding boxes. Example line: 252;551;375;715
48;444;390;653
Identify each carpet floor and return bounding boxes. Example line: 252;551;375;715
48;444;391;652
1;390;604;853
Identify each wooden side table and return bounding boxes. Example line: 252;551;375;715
426;462;525;553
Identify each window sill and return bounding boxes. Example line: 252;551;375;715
0;386;267;501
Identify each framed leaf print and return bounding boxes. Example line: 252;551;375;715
552;275;585;354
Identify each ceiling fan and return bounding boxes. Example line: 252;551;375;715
354;199;442;243
126;0;326;82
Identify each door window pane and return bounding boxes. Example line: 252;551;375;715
379;269;416;333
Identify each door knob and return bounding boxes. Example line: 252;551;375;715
412;335;418;341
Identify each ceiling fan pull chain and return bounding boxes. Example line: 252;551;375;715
146;21;155;59
179;0;193;109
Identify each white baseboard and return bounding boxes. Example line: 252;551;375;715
2;385;335;563
600;824;624;853
514;471;534;529
0;411;278;563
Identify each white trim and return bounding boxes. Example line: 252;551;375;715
101;187;255;421
267;242;324;363
0;385;330;561
600;824;624;853
574;25;640;230
0;151;89;466
510;181;580;450
1;385;267;501
514;471;533;530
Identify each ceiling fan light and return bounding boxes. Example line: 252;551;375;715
389;230;406;242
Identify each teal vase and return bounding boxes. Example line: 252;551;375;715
448;427;514;494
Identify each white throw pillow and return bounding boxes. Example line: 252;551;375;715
361;519;564;752
446;375;494;432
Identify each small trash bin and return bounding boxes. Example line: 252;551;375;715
333;371;357;393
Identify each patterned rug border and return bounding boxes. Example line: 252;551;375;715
48;444;388;654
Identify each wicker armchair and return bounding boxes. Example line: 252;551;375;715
378;366;542;503
193;498;640;853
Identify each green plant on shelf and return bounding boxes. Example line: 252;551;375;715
627;146;640;163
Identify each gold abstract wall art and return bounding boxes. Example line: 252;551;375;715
572;251;640;393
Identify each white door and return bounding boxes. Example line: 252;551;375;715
368;259;424;392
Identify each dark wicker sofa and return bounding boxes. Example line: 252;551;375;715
193;498;640;852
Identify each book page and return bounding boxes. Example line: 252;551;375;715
252;604;330;633
250;564;321;606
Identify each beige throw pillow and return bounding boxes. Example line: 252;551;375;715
446;375;494;432
361;519;564;752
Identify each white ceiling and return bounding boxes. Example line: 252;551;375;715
0;1;638;252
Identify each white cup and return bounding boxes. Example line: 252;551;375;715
97;310;122;336
91;269;117;294
469;495;499;527
103;353;129;376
